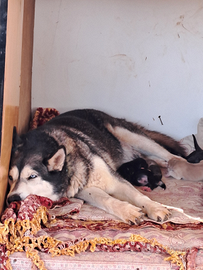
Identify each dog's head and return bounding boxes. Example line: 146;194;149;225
7;127;67;205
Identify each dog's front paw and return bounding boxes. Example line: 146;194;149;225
145;202;171;222
116;201;144;225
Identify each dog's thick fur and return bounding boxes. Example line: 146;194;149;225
7;109;201;224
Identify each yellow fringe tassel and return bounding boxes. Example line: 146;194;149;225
0;206;186;270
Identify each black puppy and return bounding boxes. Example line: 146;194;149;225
186;134;203;163
117;158;166;191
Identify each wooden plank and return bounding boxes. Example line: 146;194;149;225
18;0;35;135
0;0;35;215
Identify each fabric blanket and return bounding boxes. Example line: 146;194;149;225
1;177;203;270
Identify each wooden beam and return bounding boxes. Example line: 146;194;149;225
18;0;35;135
0;0;35;215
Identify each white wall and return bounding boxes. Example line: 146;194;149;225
32;0;203;139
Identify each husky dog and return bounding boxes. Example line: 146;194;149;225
7;109;199;224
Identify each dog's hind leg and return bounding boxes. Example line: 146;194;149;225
76;186;144;224
106;124;182;167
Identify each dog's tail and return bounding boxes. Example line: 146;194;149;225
140;128;187;157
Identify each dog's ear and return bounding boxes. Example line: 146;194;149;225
47;147;66;172
192;134;203;151
12;126;23;152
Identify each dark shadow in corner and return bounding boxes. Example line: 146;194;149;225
0;0;8;150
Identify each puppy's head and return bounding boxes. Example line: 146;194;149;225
7;127;67;205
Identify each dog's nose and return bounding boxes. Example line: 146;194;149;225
7;194;22;205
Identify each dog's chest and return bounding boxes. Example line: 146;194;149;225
85;156;116;192
65;155;116;197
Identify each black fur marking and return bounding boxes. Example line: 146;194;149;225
186;134;203;163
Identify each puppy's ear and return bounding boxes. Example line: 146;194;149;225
47;147;66;172
12;126;23;153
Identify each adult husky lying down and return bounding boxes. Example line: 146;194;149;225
7;109;199;224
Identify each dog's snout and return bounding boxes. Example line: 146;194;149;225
7;194;22;205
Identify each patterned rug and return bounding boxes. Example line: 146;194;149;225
1;177;203;270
